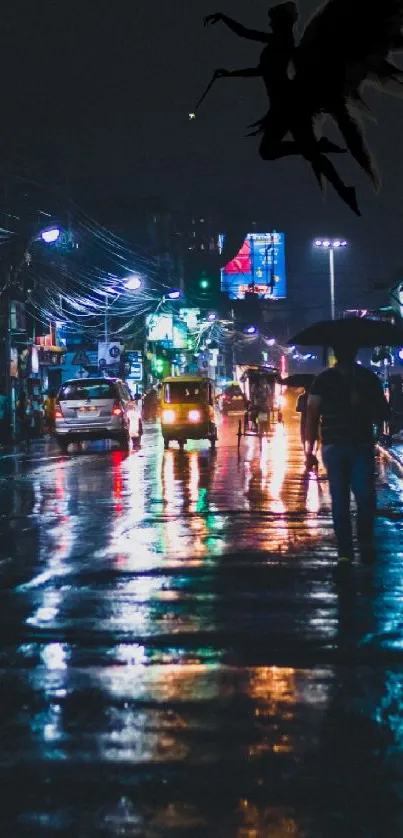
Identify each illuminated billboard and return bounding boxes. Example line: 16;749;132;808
146;313;173;343
179;308;200;331
172;318;188;349
219;232;286;300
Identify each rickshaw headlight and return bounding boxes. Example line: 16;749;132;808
162;409;176;424
188;409;201;423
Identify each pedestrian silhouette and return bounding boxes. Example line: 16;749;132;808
305;342;390;570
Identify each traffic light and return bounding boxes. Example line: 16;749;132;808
199;271;210;291
154;357;164;375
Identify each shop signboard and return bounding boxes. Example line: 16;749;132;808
10;347;18;378
31;346;40;376
98;342;123;368
126;351;143;382
179;308;200;331
146;313;173;344
172;318;188;349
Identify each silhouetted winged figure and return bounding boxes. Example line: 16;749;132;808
291;0;403;192
203;3;360;215
203;1;403;213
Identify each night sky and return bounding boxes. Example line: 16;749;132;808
1;1;403;317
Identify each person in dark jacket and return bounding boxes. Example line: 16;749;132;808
305;343;389;567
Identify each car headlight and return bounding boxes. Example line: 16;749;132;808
162;409;176;424
188;409;201;422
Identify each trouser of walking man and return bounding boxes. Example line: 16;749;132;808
322;442;376;562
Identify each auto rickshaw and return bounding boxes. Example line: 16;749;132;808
237;365;283;449
160;375;218;450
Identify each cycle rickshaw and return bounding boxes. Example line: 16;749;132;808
236;365;283;449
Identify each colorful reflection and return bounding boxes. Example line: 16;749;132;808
111;451;124;515
236;802;303;838
306;473;320;514
248;666;296;719
268;424;288;513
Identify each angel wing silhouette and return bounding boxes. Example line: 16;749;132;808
202;1;403;214
293;0;403;191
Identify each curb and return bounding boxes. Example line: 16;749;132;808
0;438;48;457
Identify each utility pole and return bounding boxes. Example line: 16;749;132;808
104;293;109;345
329;247;335;321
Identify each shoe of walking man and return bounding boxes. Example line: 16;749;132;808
305;343;390;568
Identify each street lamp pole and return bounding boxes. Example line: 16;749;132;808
104;293;109;344
329;247;335;322
314;239;347;321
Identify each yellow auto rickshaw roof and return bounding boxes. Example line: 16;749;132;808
162;375;213;384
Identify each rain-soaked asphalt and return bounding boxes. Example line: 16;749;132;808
0;401;403;837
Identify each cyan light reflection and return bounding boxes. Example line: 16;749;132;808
21;464;76;619
162;451;176;513
115;644;147;666
26;591;63;627
25;643;72;750
189;452;200;504
41;642;69;671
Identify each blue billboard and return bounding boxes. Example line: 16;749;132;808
219;232;287;300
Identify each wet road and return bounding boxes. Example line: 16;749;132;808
1;405;403;837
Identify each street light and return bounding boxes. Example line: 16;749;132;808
165;289;181;301
102;276;143;343
314;239;347;320
124;273;142;292
40;227;61;244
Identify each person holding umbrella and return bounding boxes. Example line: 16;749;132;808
304;341;389;567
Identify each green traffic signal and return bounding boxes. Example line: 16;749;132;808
199;272;210;291
155;358;164;374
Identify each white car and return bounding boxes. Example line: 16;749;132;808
55;377;134;452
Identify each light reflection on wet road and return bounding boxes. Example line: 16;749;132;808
0;405;403;836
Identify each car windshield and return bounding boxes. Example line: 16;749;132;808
59;381;117;401
163;382;203;404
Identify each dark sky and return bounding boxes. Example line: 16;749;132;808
2;1;403;314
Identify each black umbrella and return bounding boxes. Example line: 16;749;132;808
289;317;403;348
282;373;316;388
